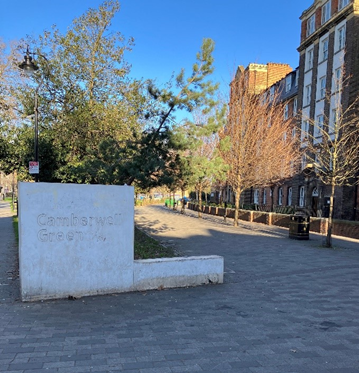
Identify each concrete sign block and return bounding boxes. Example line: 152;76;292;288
18;182;134;301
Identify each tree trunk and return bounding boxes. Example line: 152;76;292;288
325;182;335;248
172;192;176;210
234;189;240;227
270;186;274;212
181;190;185;214
198;185;203;218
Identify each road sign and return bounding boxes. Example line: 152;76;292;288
29;161;39;174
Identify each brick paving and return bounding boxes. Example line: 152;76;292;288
1;201;359;372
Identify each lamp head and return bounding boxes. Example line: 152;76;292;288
19;47;39;76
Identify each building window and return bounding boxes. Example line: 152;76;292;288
269;86;275;102
284;104;289;120
316;114;324;137
292;127;296;138
254;189;259;204
295;71;299;87
302;120;310;140
330;109;338;134
263;190;266;205
338;26;346;50
278;188;283;206
334;67;342;91
339;0;350;10
312;187;319;197
301;154;307;170
306;48;314;70
322;1;331;25
322;38;329;61
305;84;311;106
293;98;298;115
288;187;293;206
299;186;305;207
286;75;292;92
307;14;316;36
319;76;326;99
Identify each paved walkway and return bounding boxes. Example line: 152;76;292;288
1;203;359;372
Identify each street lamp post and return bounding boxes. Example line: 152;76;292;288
19;46;47;182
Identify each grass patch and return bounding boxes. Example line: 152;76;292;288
12;216;19;244
134;227;176;260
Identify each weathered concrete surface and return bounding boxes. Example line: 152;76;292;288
18;183;134;301
1;204;359;372
133;255;224;291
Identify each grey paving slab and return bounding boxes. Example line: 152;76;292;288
1;202;359;372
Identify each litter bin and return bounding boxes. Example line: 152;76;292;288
289;214;310;240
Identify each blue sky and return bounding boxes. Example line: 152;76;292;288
1;0;313;92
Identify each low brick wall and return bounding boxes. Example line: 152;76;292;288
271;214;291;228
310;218;327;234
187;203;359;241
253;211;267;224
238;210;251;222
332;220;359;240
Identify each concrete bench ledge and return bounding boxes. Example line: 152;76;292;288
133;255;224;291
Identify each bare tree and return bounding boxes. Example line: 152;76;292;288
0;40;22;124
219;71;300;226
303;68;359;247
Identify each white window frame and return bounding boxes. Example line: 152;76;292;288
312;187;319;197
269;86;275;102
322;1;331;25
307;48;314;70
330;109;337;134
278;187;283;206
286;76;292;92
302;154;307;170
254;189;259;204
307;14;316;37
322;38;329;61
288;187;293;206
302;120;310;140
292;127;296;138
299;186;305;207
284;104;289;120
305;84;311;106
316;114;324;137
339;0;350;11
334;67;342;92
338;26;346;51
263;190;266;205
319;76;326;99
293;98;298;116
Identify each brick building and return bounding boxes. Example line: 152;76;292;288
221;0;359;220
218;63;294;206
296;0;359;220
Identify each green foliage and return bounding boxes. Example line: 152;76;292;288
134;227;176;259
12;216;19;244
1;1;221;191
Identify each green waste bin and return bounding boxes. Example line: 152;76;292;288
289;215;310;240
